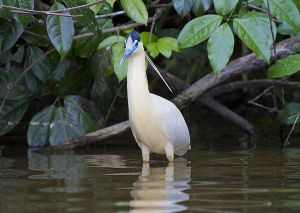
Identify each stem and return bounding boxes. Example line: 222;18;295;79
266;0;277;61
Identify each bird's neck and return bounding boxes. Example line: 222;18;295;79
127;43;151;106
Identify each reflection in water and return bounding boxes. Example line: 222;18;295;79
130;158;191;213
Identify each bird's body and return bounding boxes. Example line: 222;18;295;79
126;42;190;161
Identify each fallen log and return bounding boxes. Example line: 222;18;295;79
42;36;300;150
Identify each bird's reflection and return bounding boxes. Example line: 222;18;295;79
130;158;191;213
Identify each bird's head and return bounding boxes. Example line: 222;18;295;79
120;30;141;64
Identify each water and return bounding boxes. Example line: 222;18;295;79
1;143;300;213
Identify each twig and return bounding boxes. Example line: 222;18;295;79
0;0;105;17
24;30;48;40
149;8;159;43
245;4;280;23
74;17;155;40
0;48;55;114
0;5;81;17
95;11;125;19
283;114;299;149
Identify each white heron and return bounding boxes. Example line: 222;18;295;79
120;30;191;162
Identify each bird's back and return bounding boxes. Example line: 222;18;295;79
151;94;190;156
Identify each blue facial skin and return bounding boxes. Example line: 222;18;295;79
120;31;141;64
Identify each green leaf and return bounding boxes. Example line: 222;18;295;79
264;0;300;30
54;67;93;96
64;0;101;35
112;42;127;82
233;13;274;62
0;67;31;100
157;37;179;58
15;0;34;27
0;99;28;136
0;0;16;19
64;95;103;131
0;17;23;52
87;0;101;14
278;23;300;36
24;70;43;95
50;60;71;83
207;23;234;73
74;34;102;58
106;0;116;7
46;2;74;57
178;15;222;48
11;45;24;63
146;42;160;58
173;0;194;17
140;32;157;47
97;35;126;49
27;105;57;147
49;107;84;146
120;0;148;25
279;103;300;124
213;0;238;15
22;22;50;47
192;0;213;16
268;54;300;78
25;46;50;83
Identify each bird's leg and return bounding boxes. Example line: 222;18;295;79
141;144;150;162
164;142;174;162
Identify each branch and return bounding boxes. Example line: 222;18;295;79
172;36;300;108
0;0;105;17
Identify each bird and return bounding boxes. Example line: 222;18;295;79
120;30;191;162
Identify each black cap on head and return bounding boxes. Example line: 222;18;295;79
127;30;140;43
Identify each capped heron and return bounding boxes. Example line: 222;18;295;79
121;31;190;162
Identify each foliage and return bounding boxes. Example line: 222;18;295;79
0;0;300;146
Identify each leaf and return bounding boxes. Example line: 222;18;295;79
87;0;101;14
27;105;57;147
106;0;116;7
213;0;239;15
112;42;127;82
11;45;24;63
0;17;23;52
46;2;74;57
64;0;101;35
0;67;31;100
264;0;300;30
74;34;102;58
120;0;148;25
233;13;273;62
0;99;28;136
54;66;93;96
49;107;84;146
207;23;234;73
146;42;160;58
279;103;300;124
15;0;34;27
25;46;50;83
268;54;300;78
64;95;103;130
173;0;194;17
97;35;126;49
157;37;179;58
24;70;43;94
50;60;71;83
0;0;16;20
22;22;50;47
178;15;222;48
192;0;213;16
278;23;300;36
140;32;157;47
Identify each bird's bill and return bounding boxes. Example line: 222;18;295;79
120;49;131;64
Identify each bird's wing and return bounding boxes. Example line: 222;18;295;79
151;94;190;156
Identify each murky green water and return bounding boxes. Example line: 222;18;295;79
1;142;300;212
